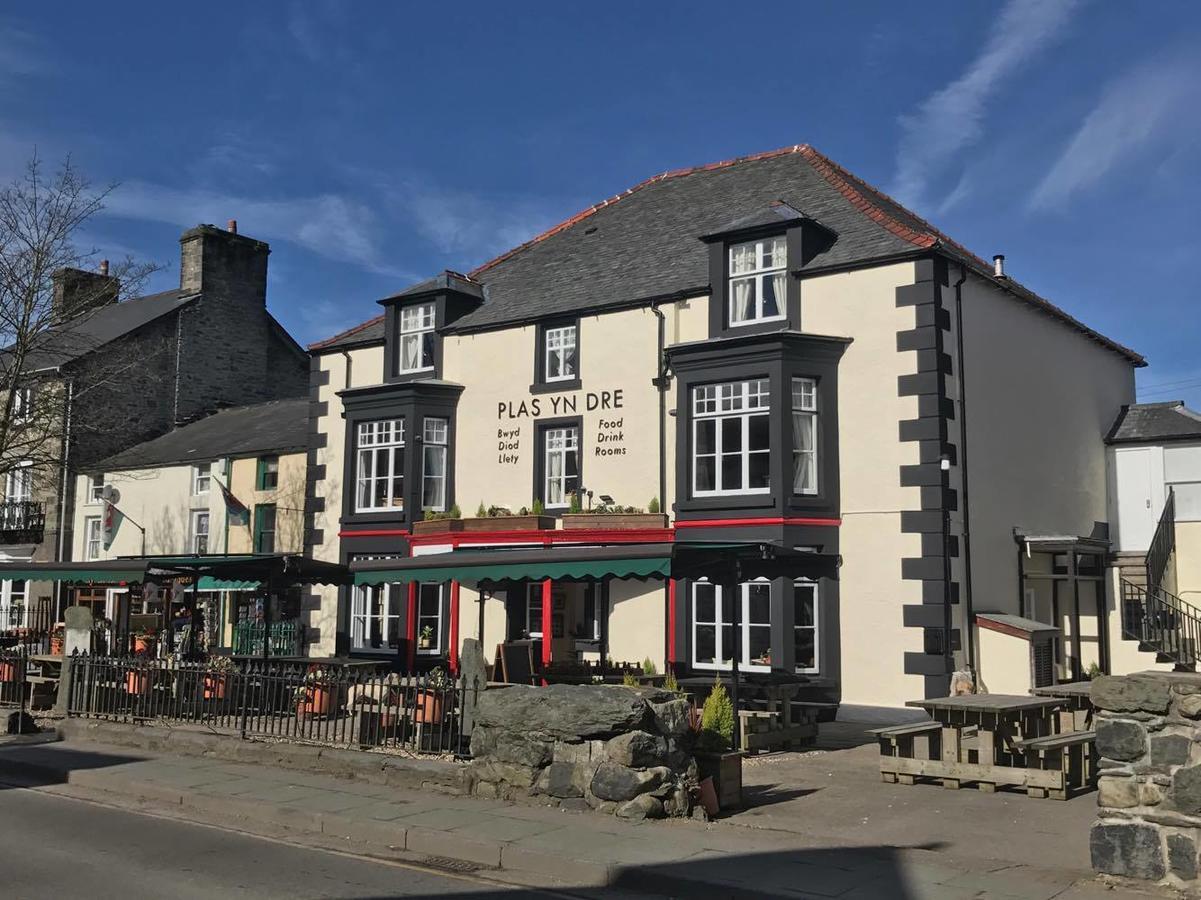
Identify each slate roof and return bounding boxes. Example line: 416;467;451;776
382;270;484;302
20;289;197;371
91;398;309;471
1106;401;1201;445
310;144;1143;365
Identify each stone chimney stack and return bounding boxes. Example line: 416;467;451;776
51;263;119;321
178;222;269;301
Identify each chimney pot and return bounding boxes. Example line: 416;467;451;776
227;218;237;234
98;259;109;276
993;254;1006;278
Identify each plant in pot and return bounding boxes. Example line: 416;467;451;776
133;626;157;656
418;624;434;650
693;677;742;813
415;665;449;724
204;654;235;700
294;666;336;717
49;624;65;655
124;661;154;695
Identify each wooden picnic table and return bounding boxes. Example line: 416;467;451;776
884;694;1082;798
1031;681;1094;730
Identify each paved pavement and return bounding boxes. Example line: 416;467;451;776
0;787;550;899
0;736;1172;899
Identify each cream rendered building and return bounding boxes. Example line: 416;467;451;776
68;398;307;651
305;145;1148;710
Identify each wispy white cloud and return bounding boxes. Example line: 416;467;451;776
0;23;46;80
102;180;404;276
891;0;1081;210
1029;51;1201;210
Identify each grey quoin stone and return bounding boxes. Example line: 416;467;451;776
1152;734;1193;768
475;684;657;739
1169;833;1199;881
590;762;667;802
1097;720;1147;762
616;794;665;821
1091;822;1165;880
1171;765;1201;816
606;731;668;768
1092;676;1172;714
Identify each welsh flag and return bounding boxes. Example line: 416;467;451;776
216;478;250;526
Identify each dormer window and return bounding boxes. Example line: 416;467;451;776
398;303;436;373
729;237;787;326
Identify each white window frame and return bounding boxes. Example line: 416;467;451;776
794;579;819;674
543;426;579;508
728;236;788;326
193;463;211;496
5;462;32;502
398;302;436;373
421;417;448;512
12;385;33;424
544;325;578;382
350;582;404;652
190;509;210;555
690;579;773;673
355;419;405;513
691;379;771;497
792;377;818;496
526;583;544;639
0;579;26;629
86;473;106;505
416;583;443;655
84;516;102;561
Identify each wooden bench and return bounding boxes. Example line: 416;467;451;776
871;722;942;783
1015;730;1095;800
738;708;819;754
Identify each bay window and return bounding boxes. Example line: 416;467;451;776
792;377;818;495
416;583;443;654
398;303;436;373
422;417;448;512
543;426;579;507
544;325;577;382
692;379;770;496
794;579;819;674
729;236;787;325
691;579;773;672
351;582;404;650
356;419;405;512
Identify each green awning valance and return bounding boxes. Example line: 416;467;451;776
0;563;147;584
354;554;670;586
196;577;260;590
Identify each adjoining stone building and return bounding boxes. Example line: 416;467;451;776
304;144;1148;710
0;222;308;630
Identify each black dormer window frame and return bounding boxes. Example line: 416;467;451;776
531;317;582;394
384;298;445;383
705;222;809;340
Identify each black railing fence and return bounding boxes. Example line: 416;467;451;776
1147;488;1177;594
1121;577;1201;667
0;646;30;719
65;654;473;755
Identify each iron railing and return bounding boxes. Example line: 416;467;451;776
1120;577;1201;667
231;620;303;657
0;500;45;544
0;646;29;721
1147;488;1177;593
65;654;473;755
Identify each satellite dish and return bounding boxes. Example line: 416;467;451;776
101;485;121;505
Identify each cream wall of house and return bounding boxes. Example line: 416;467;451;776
307;344;386;656
801;261;929;708
72;462;227;560
975;627;1034;695
1176;521;1201;605
607;581;665;671
959;273;1135;620
226;451;306;554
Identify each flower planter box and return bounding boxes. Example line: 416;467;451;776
414;689;445;724
296;684;336;717
203;673;228;700
561;513;669;530
412;515;556;535
695;750;744;811
125;671;153;695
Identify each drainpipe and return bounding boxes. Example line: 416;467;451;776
649;304;668;509
952;264;977;678
54;376;74;619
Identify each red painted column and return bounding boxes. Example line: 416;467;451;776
541;578;553;671
406;582;417;671
449;581;460;675
667;579;678;668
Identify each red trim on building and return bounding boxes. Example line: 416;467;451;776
674;517;841;529
667;579;678;666
449;581;460;674
541;579;553;680
406;582;417;671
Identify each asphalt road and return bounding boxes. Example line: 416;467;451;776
0;787;563;899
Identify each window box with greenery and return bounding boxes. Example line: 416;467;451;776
411;501;556;535
561;496;668;530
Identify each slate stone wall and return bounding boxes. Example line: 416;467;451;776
1091;672;1201;886
467;683;697;821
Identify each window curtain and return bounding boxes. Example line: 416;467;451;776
792;412;816;493
546;451;563;504
730;278;753;323
401;335;420;371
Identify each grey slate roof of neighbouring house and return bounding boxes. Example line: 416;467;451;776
90;398;309;472
21;289;197;370
310;144;1144;365
1106;401;1201;445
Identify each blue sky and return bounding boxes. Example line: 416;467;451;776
2;1;1199;404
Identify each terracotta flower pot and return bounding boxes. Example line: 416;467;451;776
414;689;444;724
203;673;227;700
297;684;336;716
49;636;64;656
134;636;156;655
0;661;18;682
125;671;152;695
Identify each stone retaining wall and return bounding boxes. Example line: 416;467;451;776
1091;672;1201;887
467;683;696;821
